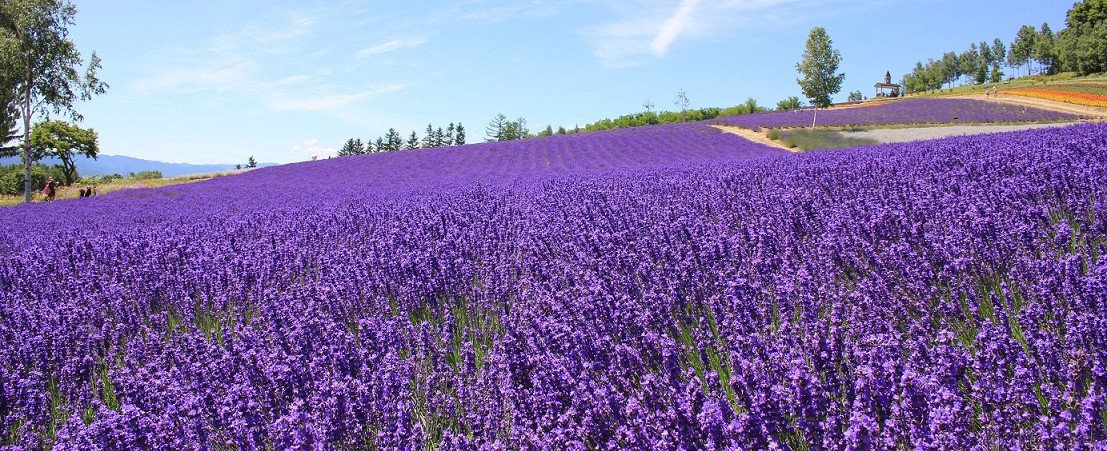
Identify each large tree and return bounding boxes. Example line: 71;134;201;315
28;119;96;185
423;123;436;148
940;51;960;88
0;0;107;202
384;128;403;151
0;4;17;155
506;117;528;141
1009;25;1038;76
1068;0;1107;27
1059;0;1107;75
776;96;802;111
486;113;507;142
0;70;18;156
1034;23;1057;74
959;44;980;85
975;41;994;84
795;27;844;127
454;123;465;145
989;38;1006;82
338;138;365;156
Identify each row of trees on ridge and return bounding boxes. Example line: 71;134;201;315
338;123;467;156
902;0;1107;93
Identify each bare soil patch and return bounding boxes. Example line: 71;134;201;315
966;93;1107;119
715;93;1099;151
713;125;796;151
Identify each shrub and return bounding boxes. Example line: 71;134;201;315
81;174;124;185
133;170;163;180
0;164;54;195
779;129;878;151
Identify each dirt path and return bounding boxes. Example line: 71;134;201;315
841;122;1077;144
962;93;1107;119
712;125;797;152
714;93;1102;152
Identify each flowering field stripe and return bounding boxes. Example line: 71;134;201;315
712;97;1080;129
0;122;1105;448
1008;86;1107;108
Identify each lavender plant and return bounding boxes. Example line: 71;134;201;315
713;98;1081;129
0;119;1104;448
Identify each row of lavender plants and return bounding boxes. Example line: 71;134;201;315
712;98;1081;129
1;119;1105;448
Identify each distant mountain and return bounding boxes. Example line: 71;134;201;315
0;154;277;178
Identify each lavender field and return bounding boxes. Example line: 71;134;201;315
712;98;1081;129
1;117;1105;448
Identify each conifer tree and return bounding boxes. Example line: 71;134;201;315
423;124;436;148
455;123;466;145
385;128;403;151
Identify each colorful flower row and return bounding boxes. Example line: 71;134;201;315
1008;87;1107;108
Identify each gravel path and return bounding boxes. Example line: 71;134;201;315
841;122;1077;144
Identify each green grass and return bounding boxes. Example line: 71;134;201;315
0;170;241;207
778;129;879;151
905;71;1107;98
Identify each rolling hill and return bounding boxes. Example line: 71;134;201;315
0;154;276;177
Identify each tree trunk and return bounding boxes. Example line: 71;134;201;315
811;104;818;129
22;80;31;204
61;156;75;185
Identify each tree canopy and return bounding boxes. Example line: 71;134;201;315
1009;25;1038;76
0;0;107;202
1060;0;1107;74
28;119;96;185
1067;0;1107;28
795;27;845;110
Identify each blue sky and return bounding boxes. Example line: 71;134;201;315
68;0;1071;164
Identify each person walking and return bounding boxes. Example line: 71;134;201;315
43;177;57;202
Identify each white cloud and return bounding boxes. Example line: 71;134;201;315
270;93;372;112
290;138;336;160
268;83;411;112
453;1;563;23
133;57;253;93
355;38;427;58
650;0;701;56
585;0;840;67
255;15;315;43
131;11;415;118
133;14;314;93
265;75;312;87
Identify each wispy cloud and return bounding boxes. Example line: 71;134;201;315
585;0;839;67
132;11;412;118
355;38;427;58
133;56;253;93
133;14;314;93
453;1;562;23
650;0;701;56
268;83;412;112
